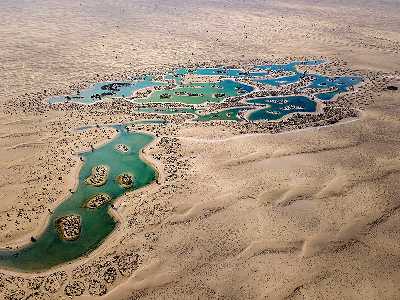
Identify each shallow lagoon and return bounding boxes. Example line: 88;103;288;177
49;79;166;105
193;95;317;122
195;107;248;122
48;60;361;122
0;125;156;271
137;80;254;105
246;96;317;121
1;61;364;271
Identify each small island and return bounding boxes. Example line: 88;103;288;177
85;165;109;186
56;215;81;241
115;144;129;153
85;193;111;209
117;173;134;188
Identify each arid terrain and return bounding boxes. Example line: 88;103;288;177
0;0;399;299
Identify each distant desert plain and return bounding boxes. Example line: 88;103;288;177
0;0;399;299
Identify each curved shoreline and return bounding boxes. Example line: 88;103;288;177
0;108;363;277
0;127;120;251
0;58;365;275
47;74;361;126
0;125;164;274
0;72;363;271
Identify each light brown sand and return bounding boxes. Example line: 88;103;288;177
0;0;399;299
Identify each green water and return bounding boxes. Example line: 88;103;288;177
138;80;252;105
0;126;156;272
137;107;198;115
246;96;317;121
47;61;362;122
194;107;247;122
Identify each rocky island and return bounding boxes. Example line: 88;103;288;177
116;173;134;189
85;165;109;187
115;144;129;153
56;215;81;241
85;193;111;209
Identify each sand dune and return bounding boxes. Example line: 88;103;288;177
77;260;177;300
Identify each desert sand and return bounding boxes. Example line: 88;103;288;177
0;0;399;299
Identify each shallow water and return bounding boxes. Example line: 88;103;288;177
195;107;247;121
246;96;317;121
48;60;361;122
138;80;254;105
0;125;156;271
49;79;166;104
1;61;363;271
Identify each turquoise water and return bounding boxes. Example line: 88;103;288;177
49;80;165;104
48;60;362;121
246;96;317;121
193;95;317;122
138;80;254;105
0;61;363;271
0;126;156;271
194;107;248;122
316;91;337;101
307;75;362;101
